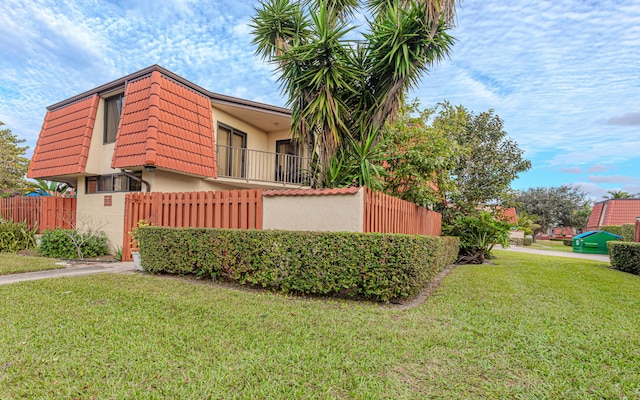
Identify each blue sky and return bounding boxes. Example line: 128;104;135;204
1;0;639;200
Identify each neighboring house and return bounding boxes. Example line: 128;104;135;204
27;65;309;248
586;199;640;231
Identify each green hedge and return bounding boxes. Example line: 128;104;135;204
563;239;572;246
523;238;532;246
599;225;635;242
608;241;640;275
136;227;459;302
39;229;109;259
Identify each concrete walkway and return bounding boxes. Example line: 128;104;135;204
496;245;610;263
0;262;136;286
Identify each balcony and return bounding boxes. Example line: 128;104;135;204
216;145;311;186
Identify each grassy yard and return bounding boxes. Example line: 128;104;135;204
1;251;639;399
0;253;63;276
529;239;573;252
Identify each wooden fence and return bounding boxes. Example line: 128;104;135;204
0;196;76;232
363;188;441;236
123;189;263;260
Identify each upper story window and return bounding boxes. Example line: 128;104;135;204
104;93;124;143
86;172;142;194
217;124;247;178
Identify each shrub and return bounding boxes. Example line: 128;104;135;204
599;225;635;242
39;229;109;259
442;211;512;264
608;241;640;275
0;219;36;253
523;238;532;246
563;239;572;246
136;227;459;302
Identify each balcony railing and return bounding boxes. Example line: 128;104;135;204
216;145;311;185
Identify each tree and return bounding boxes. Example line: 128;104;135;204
424;102;531;219
515;185;590;235
27;180;73;197
382;100;463;207
515;210;542;237
0;122;30;196
603;190;637;199
251;0;459;186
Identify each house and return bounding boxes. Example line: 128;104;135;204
586;199;640;231
27;65;309;249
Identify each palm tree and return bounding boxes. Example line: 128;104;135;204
251;0;459;186
27;179;72;197
603;190;637;199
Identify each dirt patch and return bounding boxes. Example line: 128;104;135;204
385;264;459;310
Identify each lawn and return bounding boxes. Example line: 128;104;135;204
529;239;573;252
0;253;63;276
1;251;639;399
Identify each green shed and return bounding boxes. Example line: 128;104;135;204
572;231;622;254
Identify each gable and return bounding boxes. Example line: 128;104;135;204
27;95;99;178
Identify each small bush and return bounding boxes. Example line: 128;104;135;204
523;238;532;246
608;241;640;275
136;227;459;302
0;220;36;253
39;229;109;259
600;225;635;242
442;212;512;264
563;239;572;246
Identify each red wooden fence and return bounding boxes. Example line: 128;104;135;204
0;196;76;232
123;190;263;260
362;188;441;236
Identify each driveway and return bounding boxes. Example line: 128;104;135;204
0;262;136;286
497;245;610;263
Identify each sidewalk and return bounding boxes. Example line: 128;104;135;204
496;245;610;263
0;262;136;286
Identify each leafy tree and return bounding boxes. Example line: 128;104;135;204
251;0;459;186
417;102;531;219
382;100;463;207
603;190;637;199
0;122;30;196
515;185;590;235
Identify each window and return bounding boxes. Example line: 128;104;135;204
276;139;303;183
86;173;142;194
104;93;124;143
217;124;247;178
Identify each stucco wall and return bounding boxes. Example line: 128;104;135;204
76;179;126;252
263;189;364;232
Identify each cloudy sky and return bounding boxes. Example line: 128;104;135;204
1;0;639;200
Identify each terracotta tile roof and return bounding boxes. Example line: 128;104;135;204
27;95;99;178
586;202;604;229
587;199;640;229
263;187;361;196
111;70;217;177
496;207;518;224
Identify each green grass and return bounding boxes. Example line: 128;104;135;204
0;253;63;276
1;251;639;398
529;239;573;252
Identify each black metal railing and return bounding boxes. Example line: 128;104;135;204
216;145;310;185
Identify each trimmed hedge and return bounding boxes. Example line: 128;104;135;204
608;241;640;275
136;227;459;302
523;238;532;246
600;224;635;242
563;239;572;246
